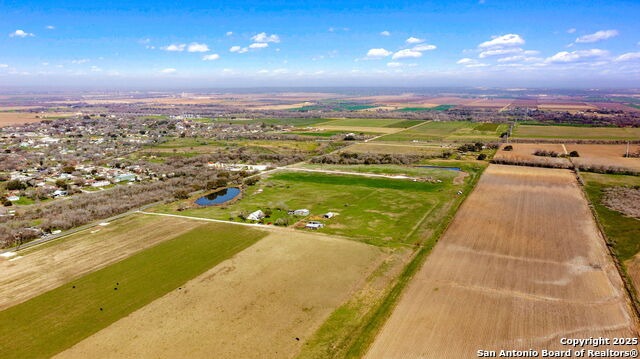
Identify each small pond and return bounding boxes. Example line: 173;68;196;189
195;187;241;206
416;166;462;171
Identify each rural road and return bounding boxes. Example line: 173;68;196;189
363;120;428;142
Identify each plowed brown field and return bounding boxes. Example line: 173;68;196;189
365;165;638;358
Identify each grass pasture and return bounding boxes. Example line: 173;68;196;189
513;124;640;140
214;117;329;127
154;169;471;246
315;118;415;128
394;105;456;111
0;222;266;359
341;142;449;156
55;232;388;359
0;214;203;310
376;121;507;142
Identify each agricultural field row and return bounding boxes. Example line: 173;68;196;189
375;121;509;142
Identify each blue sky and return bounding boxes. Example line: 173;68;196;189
1;0;639;88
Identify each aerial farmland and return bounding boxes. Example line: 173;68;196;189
1;88;639;359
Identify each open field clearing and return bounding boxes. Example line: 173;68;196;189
0;222;265;359
513;124;640;140
376;121;507;142
153;169;475;246
537;103;597;111
582;172;640;296
314;125;398;134
494;143;640;173
215;117;329;127
55;231;387;359
0;214;202;310
366;165;638;358
297;164;460;181
568;144;640;172
140;138;320;157
341;142;450;156
493;143;572;167
314;118;422;128
0;111;75;126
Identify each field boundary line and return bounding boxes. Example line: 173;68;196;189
574;169;640;327
139;211;273;229
365;120;431;142
343;163;488;358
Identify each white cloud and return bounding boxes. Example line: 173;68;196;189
257;69;269;74
273;68;287;74
479;48;522;58
160;68;176;73
497;55;542;63
45;25;55;30
392;49;422;59
567;28;576;34
466;63;489;68
412;44;436;51
0;64;8;68
161;44;186;52
575;30;618;43
387;62;402;67
366;48;392;58
71;59;90;64
479;34;524;48
615;52;640;62
251;32;280;43
380;31;390;36
202;54;220;61
456;58;475;64
249;42;268;49
9;29;34;38
405;37;424;44
545;49;608;63
230;46;248;53
226;31;233;36
187;42;209;52
90;66;102;72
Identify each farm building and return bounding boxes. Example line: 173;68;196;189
247;210;265;221
323;212;337;218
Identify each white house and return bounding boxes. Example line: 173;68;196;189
247;210;265;221
91;180;111;187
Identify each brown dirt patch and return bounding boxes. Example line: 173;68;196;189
56;232;384;359
603;186;640;218
493;143;572;167
366;165;638;358
567;144;640;172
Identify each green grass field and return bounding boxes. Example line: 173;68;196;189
376;121;508;142
0;223;266;359
513;124;640;140
154;169;470;246
213;118;329;127
287;130;381;137
298;163;460;180
582;172;640;261
316;118;415;128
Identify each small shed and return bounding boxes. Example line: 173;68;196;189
247;210;265;221
323;212;337;219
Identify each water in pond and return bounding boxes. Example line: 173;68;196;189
416;166;462;171
195;187;241;206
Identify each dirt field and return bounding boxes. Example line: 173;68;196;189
0;112;75;126
56;231;386;359
365;165;638;358
493;143;572;167
513;124;640;140
568;144;640;172
0;214;200;310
